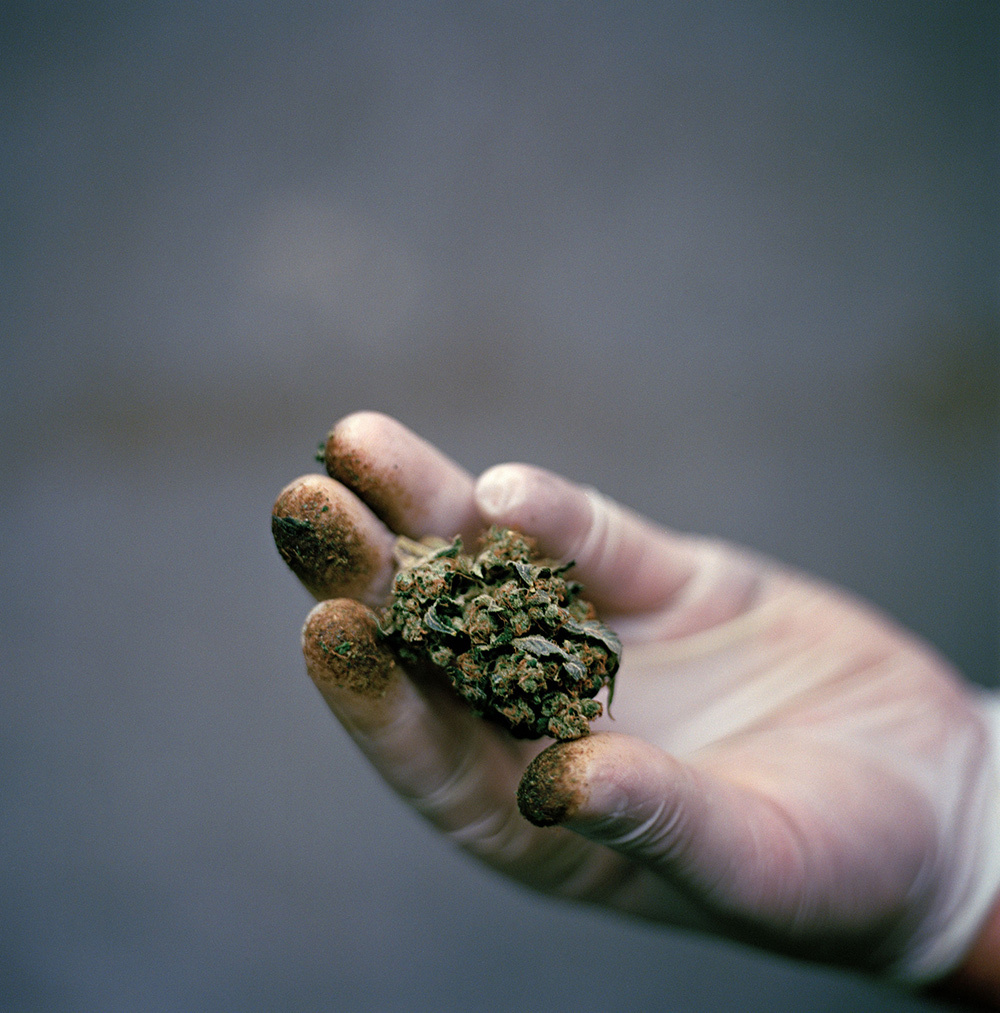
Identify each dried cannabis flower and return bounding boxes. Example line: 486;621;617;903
379;526;621;740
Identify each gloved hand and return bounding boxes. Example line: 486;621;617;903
272;411;1000;993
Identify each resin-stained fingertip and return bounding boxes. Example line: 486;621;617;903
516;738;597;827
302;599;397;699
323;411;479;541
322;413;413;532
271;475;396;604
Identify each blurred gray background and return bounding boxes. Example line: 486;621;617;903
3;2;998;1010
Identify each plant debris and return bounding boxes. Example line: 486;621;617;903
379;526;621;740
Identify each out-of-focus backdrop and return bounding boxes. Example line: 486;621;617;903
3;3;997;1010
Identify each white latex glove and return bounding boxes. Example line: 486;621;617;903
272;412;1000;993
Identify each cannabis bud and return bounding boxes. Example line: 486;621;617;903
379;526;621;740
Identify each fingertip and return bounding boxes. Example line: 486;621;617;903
271;474;396;605
302;598;397;700
518;733;693;839
475;463;531;519
475;463;588;554
517;736;601;827
323;411;478;541
476;463;701;616
323;411;407;523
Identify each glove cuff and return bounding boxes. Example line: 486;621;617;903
892;690;1000;983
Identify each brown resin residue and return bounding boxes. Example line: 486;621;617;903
517;739;595;827
271;480;382;597
303;599;395;698
324;433;414;534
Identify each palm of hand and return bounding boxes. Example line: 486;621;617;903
584;576;968;968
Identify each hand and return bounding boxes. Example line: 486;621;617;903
272;411;1000;996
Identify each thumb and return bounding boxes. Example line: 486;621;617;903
516;733;809;932
518;733;940;970
518;732;737;854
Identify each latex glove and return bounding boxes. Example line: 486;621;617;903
272;411;1000;990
